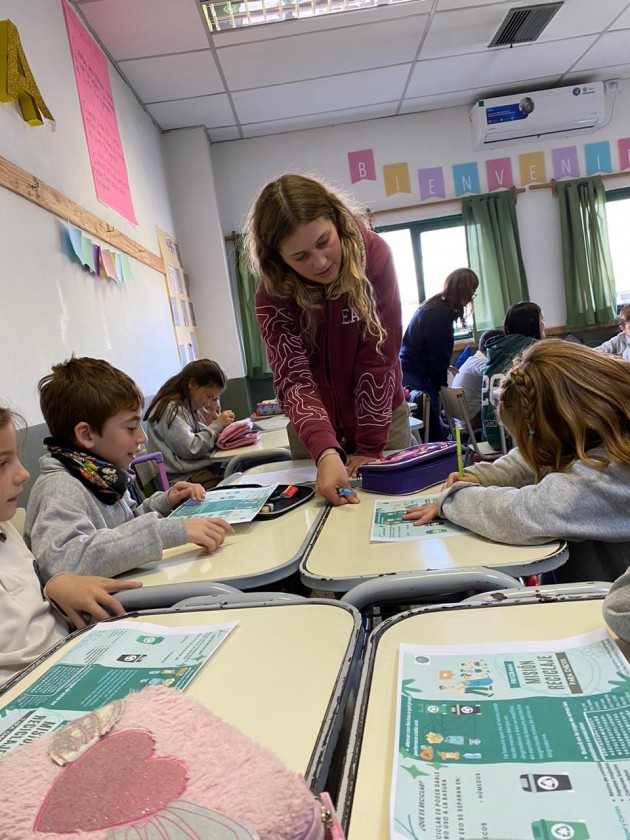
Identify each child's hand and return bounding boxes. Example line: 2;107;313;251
402;502;439;526
441;472;481;490
217;410;235;428
316;452;360;506
45;575;143;628
345;454;375;478
184;517;234;552
167;481;206;507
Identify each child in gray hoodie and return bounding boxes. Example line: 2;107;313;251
403;340;630;584
25;357;233;581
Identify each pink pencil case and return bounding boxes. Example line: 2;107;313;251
0;685;343;839
216;417;261;450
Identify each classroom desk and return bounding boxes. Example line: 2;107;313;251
210;426;290;462
0;601;361;790
117;482;327;589
300;483;567;592
338;597;630;837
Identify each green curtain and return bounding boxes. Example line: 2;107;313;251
234;235;271;380
557;177;616;327
462;190;529;335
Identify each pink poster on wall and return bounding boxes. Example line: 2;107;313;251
62;0;137;224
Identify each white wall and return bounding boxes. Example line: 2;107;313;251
0;1;179;422
161;128;245;378
211;83;630;330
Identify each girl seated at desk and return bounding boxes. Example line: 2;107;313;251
403;340;630;583
145;359;235;489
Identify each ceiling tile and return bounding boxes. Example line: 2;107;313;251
564;67;630;84
211;1;433;45
541;0;630;40
611;5;630;28
571;29;630;71
422;2;526;59
407;35;597;98
121;51;224;102
435;0;525;9
232;64;410;122
219;16;427;89
241;101;398;137
207;126;242;142
147;94;235;129
78;0;210;60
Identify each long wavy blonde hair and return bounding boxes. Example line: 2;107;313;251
245;173;387;350
498;340;630;481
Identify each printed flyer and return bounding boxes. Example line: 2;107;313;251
371;496;469;542
0;620;237;754
391;629;630;839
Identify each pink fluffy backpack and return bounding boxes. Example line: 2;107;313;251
0;686;343;839
216;418;261;450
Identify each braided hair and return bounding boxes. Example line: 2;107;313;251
498;340;630;481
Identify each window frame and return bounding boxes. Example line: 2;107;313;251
605;186;630;312
376;213;471;338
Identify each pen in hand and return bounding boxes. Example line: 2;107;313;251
336;487;355;497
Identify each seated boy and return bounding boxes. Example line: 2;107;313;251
594;304;630;360
24;357;233;581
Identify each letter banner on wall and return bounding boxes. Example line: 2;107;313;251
552;146;580;180
348;149;376;183
418;167;446;201
486;158;514;191
383;163;411;196
519;151;546;185
585;142;612;176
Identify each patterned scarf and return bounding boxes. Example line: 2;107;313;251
44;438;131;506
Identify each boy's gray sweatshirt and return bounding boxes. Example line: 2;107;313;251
594;332;630;361
147;402;223;483
437;447;630;583
24;455;186;581
602;566;630;643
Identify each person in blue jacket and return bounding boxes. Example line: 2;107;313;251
400;268;479;440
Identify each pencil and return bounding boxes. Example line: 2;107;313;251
455;423;465;478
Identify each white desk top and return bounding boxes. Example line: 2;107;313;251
343;599;629;838
118;490;326;589
300;483;566;591
210;427;289;462
0;602;359;785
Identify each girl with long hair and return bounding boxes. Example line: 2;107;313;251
246;173;411;505
403;340;630;583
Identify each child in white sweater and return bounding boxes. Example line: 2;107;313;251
0;403;142;687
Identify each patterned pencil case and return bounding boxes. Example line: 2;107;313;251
207;484;315;520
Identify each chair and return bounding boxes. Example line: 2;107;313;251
130;451;169;496
440;385;503;464
222;448;293;479
407;391;431;443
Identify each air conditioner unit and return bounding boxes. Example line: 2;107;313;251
470;83;606;149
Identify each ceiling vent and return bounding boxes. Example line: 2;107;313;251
489;3;563;48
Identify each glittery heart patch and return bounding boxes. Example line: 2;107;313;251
49;699;124;766
107;801;260;839
35;729;188;833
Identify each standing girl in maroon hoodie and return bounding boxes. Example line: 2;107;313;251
246;173;411;506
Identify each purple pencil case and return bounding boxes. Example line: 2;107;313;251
358;442;458;494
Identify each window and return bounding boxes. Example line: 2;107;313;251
606;188;630;308
377;215;471;333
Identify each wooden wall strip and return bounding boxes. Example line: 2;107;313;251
0;154;164;273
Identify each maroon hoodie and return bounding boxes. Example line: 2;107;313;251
255;224;405;462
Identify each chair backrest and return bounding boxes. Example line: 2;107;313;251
440;386;501;460
223;448;292;478
130;451;169;496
